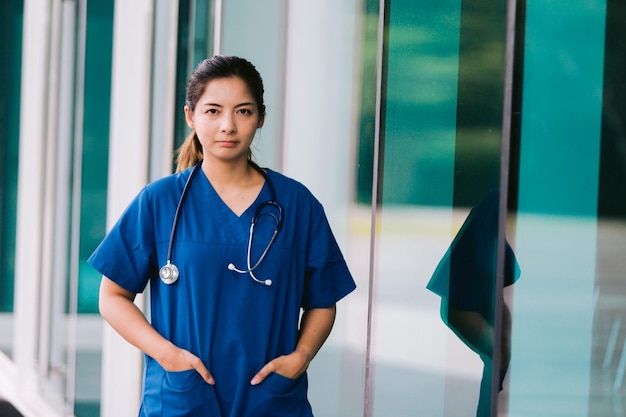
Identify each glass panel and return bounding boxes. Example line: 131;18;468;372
370;0;509;415
173;0;214;153
507;1;626;416
78;0;114;316
173;0;195;152
356;0;380;206
0;0;23;359
73;1;114;415
301;1;378;415
190;0;213;66
593;5;626;414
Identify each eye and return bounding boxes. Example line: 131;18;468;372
238;108;253;115
205;108;218;115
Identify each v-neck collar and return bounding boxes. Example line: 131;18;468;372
197;168;270;222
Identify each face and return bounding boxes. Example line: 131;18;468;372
185;76;264;164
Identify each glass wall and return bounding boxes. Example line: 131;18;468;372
0;0;23;358
0;0;112;415
507;1;626;416
594;4;626;413
368;0;510;415
73;2;115;415
366;0;626;416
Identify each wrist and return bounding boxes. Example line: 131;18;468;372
294;346;314;364
153;340;178;366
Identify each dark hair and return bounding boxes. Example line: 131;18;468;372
176;55;266;171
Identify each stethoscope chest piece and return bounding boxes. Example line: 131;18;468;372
159;262;179;285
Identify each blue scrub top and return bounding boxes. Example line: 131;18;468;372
427;189;520;323
88;166;356;417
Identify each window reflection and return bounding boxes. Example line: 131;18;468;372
370;0;509;414
428;189;520;416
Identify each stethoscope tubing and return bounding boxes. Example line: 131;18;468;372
165;162;203;264
158;162;203;284
160;160;283;286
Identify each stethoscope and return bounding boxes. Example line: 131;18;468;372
159;161;283;286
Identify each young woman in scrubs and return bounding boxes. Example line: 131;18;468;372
89;55;356;417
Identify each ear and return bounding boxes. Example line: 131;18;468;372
257;115;265;129
184;105;194;129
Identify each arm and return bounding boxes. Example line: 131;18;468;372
446;300;512;368
447;303;493;358
250;304;337;385
99;276;215;384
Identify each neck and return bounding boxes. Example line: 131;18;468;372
201;158;262;188
200;158;266;216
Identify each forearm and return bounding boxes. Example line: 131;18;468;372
296;305;337;362
447;303;493;358
99;276;215;383
99;277;175;363
446;301;512;367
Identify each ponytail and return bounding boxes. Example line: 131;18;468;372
175;130;203;172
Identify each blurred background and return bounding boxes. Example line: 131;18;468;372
0;0;625;416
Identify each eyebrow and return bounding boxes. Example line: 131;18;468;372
200;102;255;108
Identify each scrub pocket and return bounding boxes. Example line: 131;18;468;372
141;363;222;417
247;372;313;417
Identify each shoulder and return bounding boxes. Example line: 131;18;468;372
121;168;197;217
264;169;328;225
265;169;318;201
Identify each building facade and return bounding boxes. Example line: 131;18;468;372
0;0;625;416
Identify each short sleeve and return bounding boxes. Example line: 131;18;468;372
302;206;356;310
87;187;158;294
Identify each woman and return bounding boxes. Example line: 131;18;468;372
89;55;356;417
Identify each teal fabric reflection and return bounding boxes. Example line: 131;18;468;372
427;189;520;416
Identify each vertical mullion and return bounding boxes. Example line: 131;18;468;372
363;0;390;416
66;0;88;412
492;0;519;414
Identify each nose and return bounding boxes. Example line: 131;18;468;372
220;112;236;133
